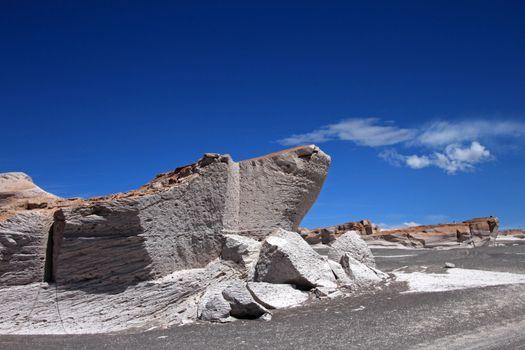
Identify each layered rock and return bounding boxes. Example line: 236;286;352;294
366;217;500;248
299;217;500;249
0;146;345;334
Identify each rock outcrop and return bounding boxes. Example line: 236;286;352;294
0;172;59;212
366;217;500;248
0;146;389;335
299;217;500;249
298;219;378;244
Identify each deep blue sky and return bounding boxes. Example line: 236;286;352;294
1;1;524;228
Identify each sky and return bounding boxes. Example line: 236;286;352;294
1;1;524;229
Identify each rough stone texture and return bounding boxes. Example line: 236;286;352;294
254;228;336;289
48;146;329;288
0;146;331;334
236;145;330;238
198;281;235;322
340;253;383;288
222;280;269;319
247;282;309;309
221;234;261;280
298;219;377;244
0;211;53;285
327;230;376;267
0;260;238;334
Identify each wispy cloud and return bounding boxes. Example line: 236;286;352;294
417;120;525;147
279;117;525;174
278;118;416;147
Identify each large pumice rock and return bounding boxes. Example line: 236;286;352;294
48;145;330;288
327;230;376;267
254;228;337;289
0;146;330;334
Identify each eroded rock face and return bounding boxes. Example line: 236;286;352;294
0;211;53;285
0;146;334;334
47;145;330;288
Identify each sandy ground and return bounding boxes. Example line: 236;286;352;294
1;240;524;350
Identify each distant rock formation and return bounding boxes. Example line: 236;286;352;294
299;217;500;248
298;219;378;244
0;146;387;334
368;217;500;248
0;172;59;212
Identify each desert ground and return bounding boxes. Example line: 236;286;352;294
2;239;523;350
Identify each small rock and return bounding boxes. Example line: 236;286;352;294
444;262;456;268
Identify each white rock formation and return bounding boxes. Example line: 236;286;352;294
247;282;309;309
254;228;337;289
327;230;376;267
0;146;338;334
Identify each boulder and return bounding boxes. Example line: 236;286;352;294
254;228;336;289
221;234;261;280
340;253;383;287
197;284;233;322
327;231;375;267
222;280;270;319
247;282;309;309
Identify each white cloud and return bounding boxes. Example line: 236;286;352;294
403;221;420;227
278;118;416;147
383;141;492;174
405;155;431;169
